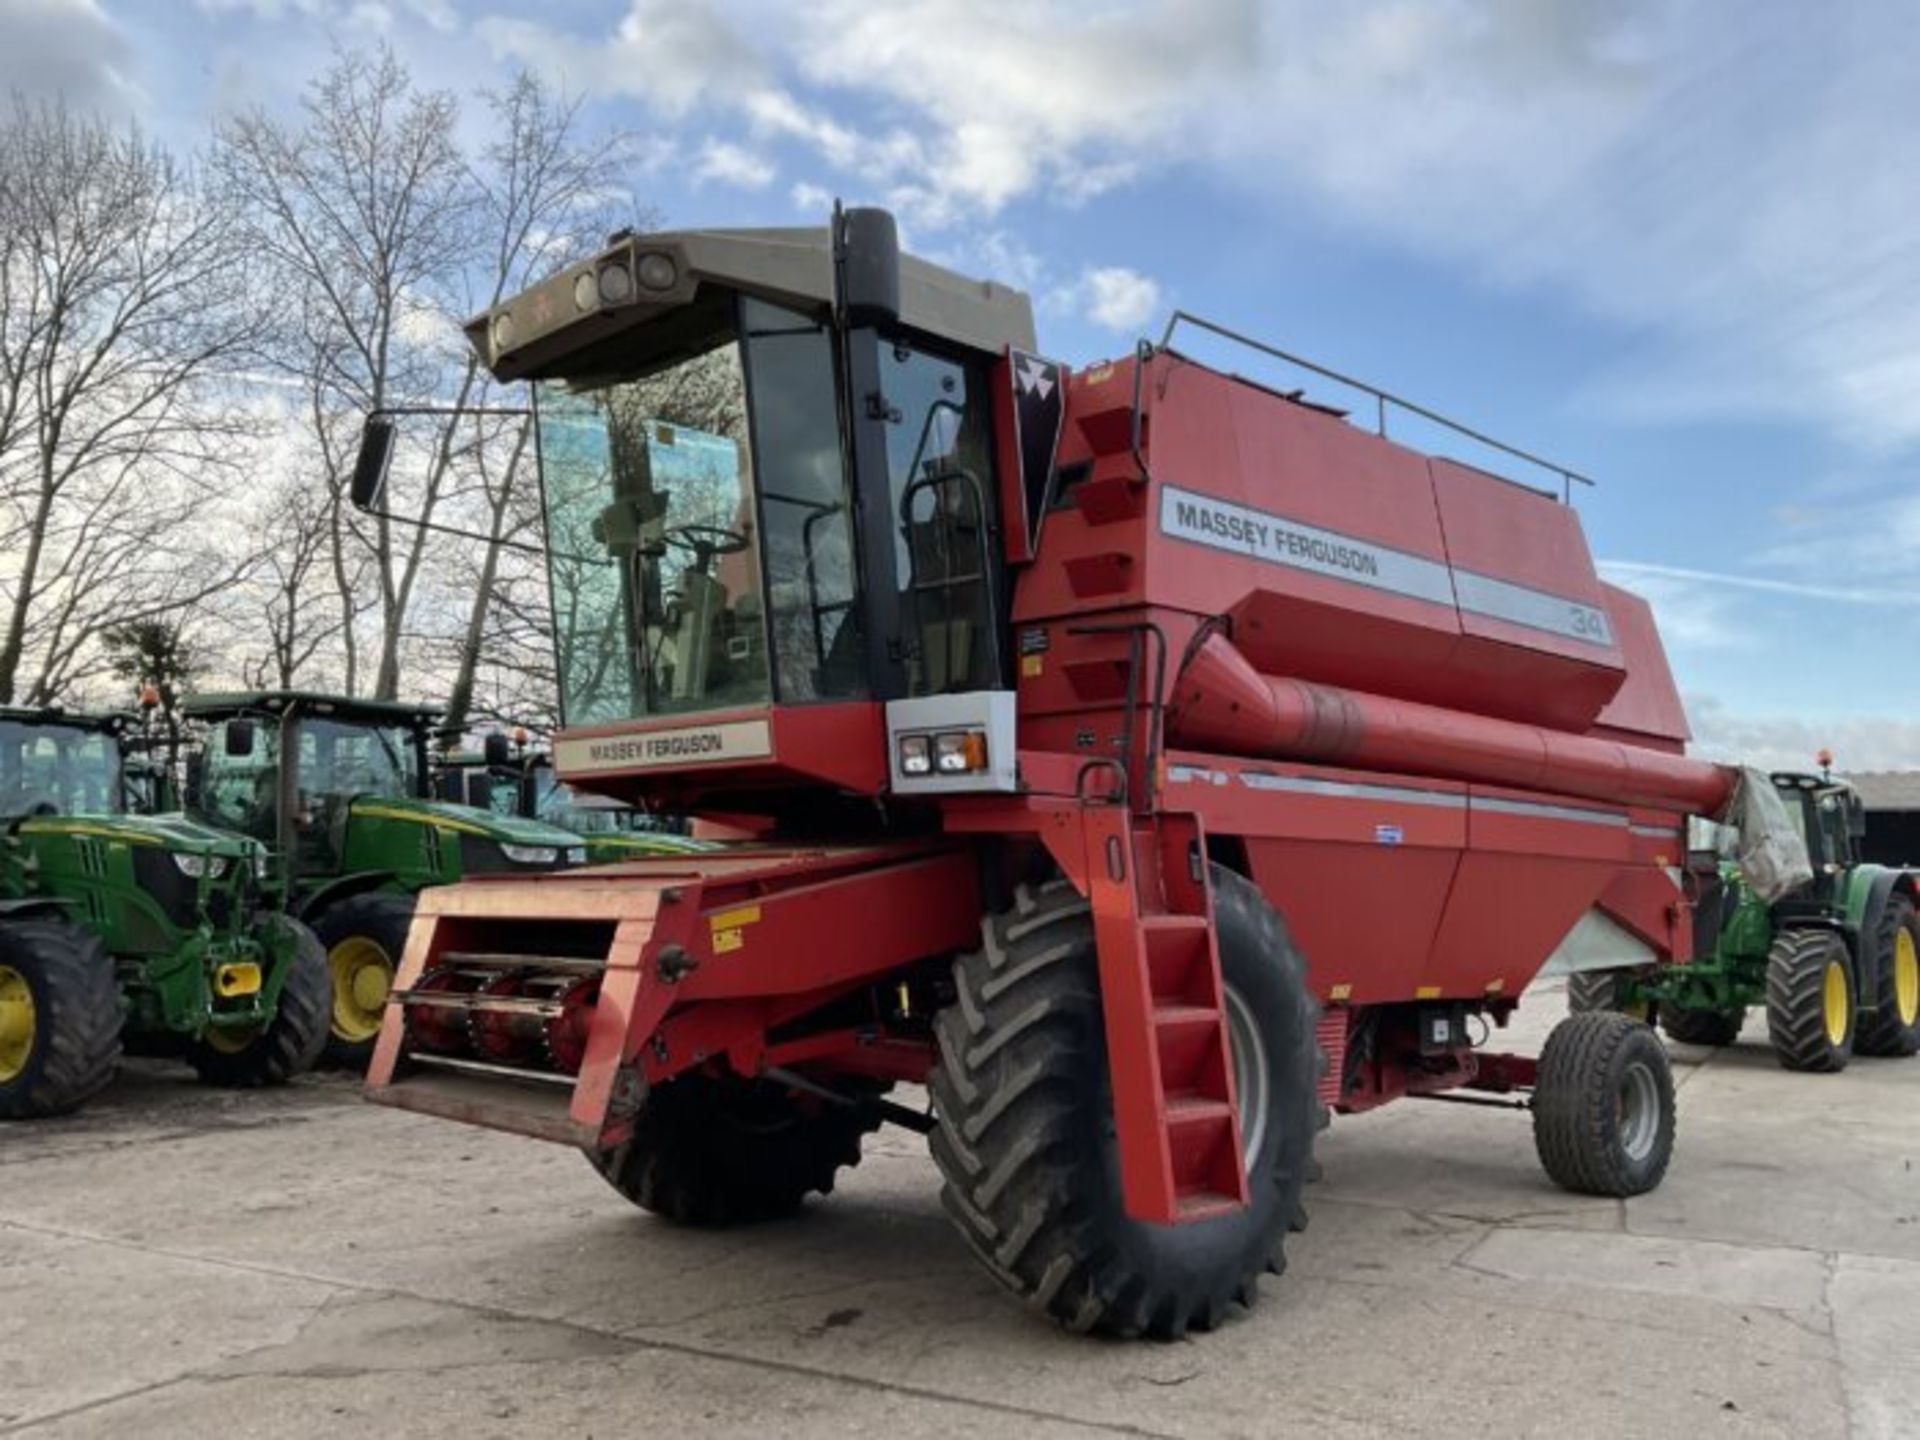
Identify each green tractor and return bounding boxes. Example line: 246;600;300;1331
1573;770;1920;1071
0;707;328;1119
437;740;711;863
179;692;591;1068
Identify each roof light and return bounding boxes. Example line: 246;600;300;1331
572;270;600;312
636;252;676;291
491;312;515;353
597;261;634;304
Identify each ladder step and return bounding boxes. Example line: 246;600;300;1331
1175;1192;1244;1223
1164;1095;1233;1127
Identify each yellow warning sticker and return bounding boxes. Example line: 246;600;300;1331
708;904;761;955
1329;983;1353;1001
1020;654;1044;678
1414;985;1442;1000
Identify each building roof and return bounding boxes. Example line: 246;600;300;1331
1839;771;1920;810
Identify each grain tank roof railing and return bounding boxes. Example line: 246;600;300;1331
1158;310;1597;504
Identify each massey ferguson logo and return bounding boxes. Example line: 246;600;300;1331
557;718;774;775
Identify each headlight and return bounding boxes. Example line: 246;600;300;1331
898;735;932;776
172;853;229;879
500;843;558;865
636;252;677;291
566;847;587;865
934;730;989;774
253;852;271;880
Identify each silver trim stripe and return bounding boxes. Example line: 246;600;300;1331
1158;482;1614;648
1173;763;1632;829
1472;795;1627;828
1238;771;1466;809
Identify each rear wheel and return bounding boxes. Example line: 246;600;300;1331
1567;970;1647;1019
188;916;329;1087
1855;893;1920;1058
0;917;122;1120
590;1072;882;1224
1533;1011;1675;1197
1765;928;1854;1073
1659;1004;1746;1048
310;892;416;1070
928;869;1322;1339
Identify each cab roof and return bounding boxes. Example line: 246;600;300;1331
181;691;441;730
0;706;128;733
467;222;1036;384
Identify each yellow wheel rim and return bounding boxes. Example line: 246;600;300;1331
1895;928;1919;1028
1823;959;1851;1048
328;937;393;1044
0;965;36;1083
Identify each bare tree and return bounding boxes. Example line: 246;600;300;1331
0;95;260;705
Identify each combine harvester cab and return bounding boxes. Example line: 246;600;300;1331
355;210;1736;1338
0;707;327;1118
180;692;591;1069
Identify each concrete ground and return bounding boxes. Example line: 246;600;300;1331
2;982;1915;1439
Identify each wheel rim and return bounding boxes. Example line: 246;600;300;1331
1222;982;1270;1174
1895;929;1919;1027
203;1024;261;1054
1616;1058;1660;1164
328;936;394;1043
1823;959;1850;1048
0;965;35;1083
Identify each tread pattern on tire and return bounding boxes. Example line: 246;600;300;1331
310;890;417;1070
188;917;329;1088
0;916;122;1119
1533;1010;1675;1197
593;1074;882;1225
1855;892;1920;1058
1566;971;1631;1014
928;873;1321;1340
1765;928;1852;1073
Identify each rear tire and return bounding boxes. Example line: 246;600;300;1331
310;892;416;1071
1659;1005;1746;1048
928;869;1321;1339
1567;970;1647;1018
1855;893;1920;1058
1765;929;1854;1073
1533;1011;1675;1197
188;916;329;1087
0;917;122;1120
590;1073;882;1224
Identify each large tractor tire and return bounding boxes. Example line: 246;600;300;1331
928;869;1322;1340
310;892;416;1070
188;916;329;1088
1533;1011;1675;1197
590;1073;882;1224
1567;970;1647;1018
1659;1004;1746;1049
1855;893;1920;1058
1765;928;1855;1073
0;917;122;1120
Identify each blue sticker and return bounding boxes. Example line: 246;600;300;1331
1374;823;1404;845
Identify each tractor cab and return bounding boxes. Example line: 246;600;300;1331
180;691;586;898
437;741;707;861
352;213;1038;822
1771;771;1867;876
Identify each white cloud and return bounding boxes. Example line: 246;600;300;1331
694;138;774;190
1076;266;1162;332
0;0;139;113
1687;694;1920;773
789;180;831;215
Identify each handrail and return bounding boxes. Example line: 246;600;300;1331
1157;310;1596;504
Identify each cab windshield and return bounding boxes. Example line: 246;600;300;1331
199;715;422;845
534;294;859;724
0;721;121;816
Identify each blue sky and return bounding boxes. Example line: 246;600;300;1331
10;0;1920;767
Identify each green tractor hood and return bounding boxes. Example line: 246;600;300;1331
348;795;582;849
17;811;263;864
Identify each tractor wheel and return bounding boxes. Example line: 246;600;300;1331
1855;893;1920;1058
1765;928;1855;1073
1659;1005;1746;1049
188;916;329;1088
589;1073;883;1224
0;917;122;1120
310;892;415;1070
1533;1011;1675;1197
1567;970;1647;1019
928;869;1322;1340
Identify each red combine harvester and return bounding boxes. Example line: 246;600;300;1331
354;211;1735;1337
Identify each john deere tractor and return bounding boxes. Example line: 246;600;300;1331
1573;770;1920;1071
438;739;710;863
180;692;590;1068
0;707;328;1119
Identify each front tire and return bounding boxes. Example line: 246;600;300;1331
188;916;328;1087
1533;1011;1676;1197
1567;970;1646;1018
589;1073;882;1224
310;892;416;1070
0;917;122;1120
1659;1004;1746;1048
1855;893;1920;1058
1765;928;1854;1073
928;869;1321;1339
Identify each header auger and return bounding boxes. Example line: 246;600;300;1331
353;207;1739;1338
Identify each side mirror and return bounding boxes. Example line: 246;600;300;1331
224;719;256;759
350;415;397;511
838;207;900;329
482;731;513;769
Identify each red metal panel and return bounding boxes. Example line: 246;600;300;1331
1590;583;1694;748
